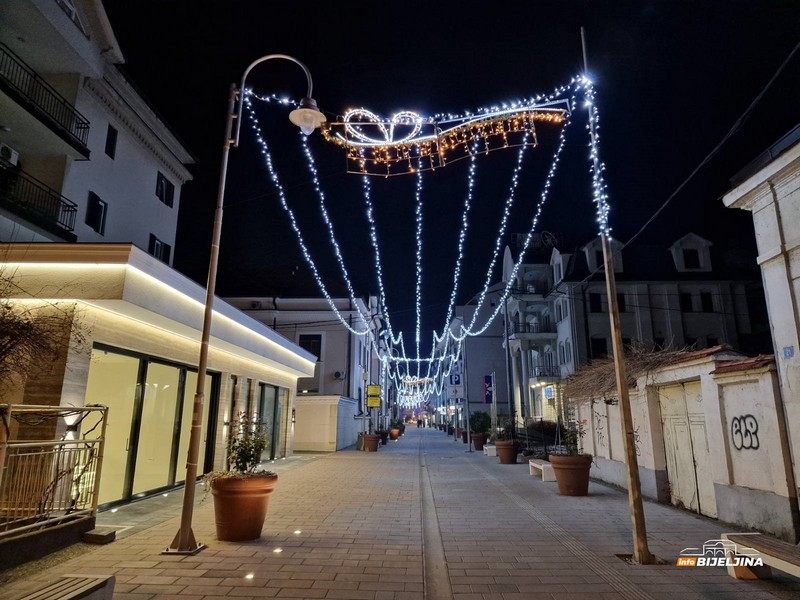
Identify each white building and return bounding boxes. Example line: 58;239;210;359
723;123;800;508
227;297;378;451
0;0;193;264
491;232;767;422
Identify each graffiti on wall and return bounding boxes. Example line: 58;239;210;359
731;414;759;451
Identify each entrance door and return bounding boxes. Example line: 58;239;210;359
258;383;279;461
658;382;717;517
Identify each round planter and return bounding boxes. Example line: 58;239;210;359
447;426;454;435
461;430;468;443
211;474;278;541
471;432;488;451
549;454;593;496
363;433;381;452
389;427;401;440
456;427;464;439
377;430;389;445
495;439;520;464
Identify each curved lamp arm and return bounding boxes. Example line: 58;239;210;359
234;53;323;145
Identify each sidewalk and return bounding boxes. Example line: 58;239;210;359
2;427;799;599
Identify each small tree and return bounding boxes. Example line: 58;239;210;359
469;411;491;434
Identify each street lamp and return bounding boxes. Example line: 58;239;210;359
165;54;325;555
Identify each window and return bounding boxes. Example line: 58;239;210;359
85;192;107;235
558;343;565;365
590;337;608;358
148;233;171;263
700;292;714;312
155;172;175;207
595;250;604;270
555;302;562;322
707;336;719;347
680;292;693;312
617;293;627;312
589;293;603;313
298;334;322;361
565;339;572;363
683;248;700;269
105;124;117;159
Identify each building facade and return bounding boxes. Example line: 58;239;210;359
0;0;193;264
1;243;315;506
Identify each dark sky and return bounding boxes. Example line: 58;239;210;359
101;1;800;351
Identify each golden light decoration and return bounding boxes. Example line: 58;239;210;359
321;105;569;176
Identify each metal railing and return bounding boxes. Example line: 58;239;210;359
0;43;90;148
0;404;108;541
532;365;561;378
0;167;78;233
508;321;557;335
509;285;549;296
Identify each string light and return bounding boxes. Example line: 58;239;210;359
246;76;613;398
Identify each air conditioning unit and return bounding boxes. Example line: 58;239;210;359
0;143;19;167
333;371;346;380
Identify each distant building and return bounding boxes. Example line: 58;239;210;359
0;0;194;264
454;232;769;424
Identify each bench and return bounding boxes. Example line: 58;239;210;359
483;445;496;457
529;458;556;482
20;575;115;600
721;533;800;580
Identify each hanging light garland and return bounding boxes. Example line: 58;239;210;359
245;75;612;399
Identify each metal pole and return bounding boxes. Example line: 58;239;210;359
503;294;514;419
462;341;472;451
165;82;237;555
582;27;653;565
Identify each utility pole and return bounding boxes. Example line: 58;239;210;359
582;27;654;565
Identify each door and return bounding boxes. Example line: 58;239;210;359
658;382;717;517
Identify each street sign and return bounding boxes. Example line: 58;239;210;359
367;396;381;407
367;384;381;397
449;374;461;386
447;385;464;399
483;375;493;404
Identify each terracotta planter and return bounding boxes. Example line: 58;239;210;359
363;433;381;452
495;439;520;464
461;430;468;443
389;427;401;440
456;427;464;439
211;474;278;541
377;430;389;445
549;454;593;496
471;432;488;451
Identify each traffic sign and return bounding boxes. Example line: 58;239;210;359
449;374;461;386
447;385;464;399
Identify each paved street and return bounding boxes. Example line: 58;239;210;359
2;427;800;600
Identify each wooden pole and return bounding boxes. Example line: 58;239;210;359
582;27;654;564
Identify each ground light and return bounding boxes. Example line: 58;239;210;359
163;54;324;556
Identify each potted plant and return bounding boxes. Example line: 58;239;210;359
363;421;381;451
377;428;389;445
549;419;592;496
389;418;402;440
205;412;277;541
469;411;491;451
494;416;519;464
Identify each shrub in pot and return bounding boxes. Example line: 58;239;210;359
205;412;277;541
549;419;592;496
469;411;491;451
494;416;519;464
389;418;402;440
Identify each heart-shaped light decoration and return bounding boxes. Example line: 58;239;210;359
343;109;423;145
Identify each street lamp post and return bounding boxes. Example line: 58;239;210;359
165;55;325;555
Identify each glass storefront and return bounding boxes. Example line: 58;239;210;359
83;345;217;506
258;384;289;461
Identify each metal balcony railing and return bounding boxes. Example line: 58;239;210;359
532;365;561;378
509;284;548;296
508;321;557;335
0;167;78;234
0;404;108;541
0;43;90;149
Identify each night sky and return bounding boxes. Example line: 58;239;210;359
101;1;800;353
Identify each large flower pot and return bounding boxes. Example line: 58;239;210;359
389;427;401;440
377;430;389;445
549;454;593;496
363;433;381;452
495;439;519;464
211;474;278;541
471;432;488;451
461;430;469;443
456;427;464;439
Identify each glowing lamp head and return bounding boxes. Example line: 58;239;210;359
289;97;326;135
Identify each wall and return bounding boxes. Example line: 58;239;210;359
294;395;358;452
574;352;799;540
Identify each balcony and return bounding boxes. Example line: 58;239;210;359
0;166;77;240
0;43;90;158
508;321;557;336
532;365;561;379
